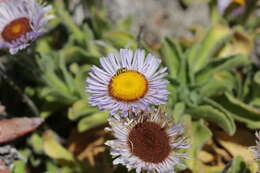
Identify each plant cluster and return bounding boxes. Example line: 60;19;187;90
0;0;259;172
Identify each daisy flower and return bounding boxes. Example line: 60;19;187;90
0;0;54;54
217;0;246;16
249;131;260;161
86;49;169;117
105;108;189;173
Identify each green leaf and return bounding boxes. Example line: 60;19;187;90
254;71;260;85
214;93;260;129
78;112;109;132
188;104;235;135
36;37;53;53
39;89;75;105
28;134;43;154
43;131;75;162
54;0;84;42
167;84;179;107
188;25;232;72
68;99;97;120
160;37;182;78
115;16;133;31
44;72;77;102
59;52;77;94
39;101;66;118
37;52;78;103
59;46;99;65
200;72;236;97
74;65;91;99
83;24;95;41
46;161;59;172
173;102;186;123
103;31;137;49
178;86;193;106
178;54;189;85
235;69;252;100
13;160;26;173
187;120;212;171
224;156;251;173
196;55;251;83
91;9;111;38
44;72;68;93
191;120;212;157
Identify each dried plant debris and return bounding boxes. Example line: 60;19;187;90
0;145;25;171
0;117;43;144
0;0;258;172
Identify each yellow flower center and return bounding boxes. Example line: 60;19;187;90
2;17;32;42
109;70;148;102
233;0;245;6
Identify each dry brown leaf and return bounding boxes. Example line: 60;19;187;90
214;127;255;162
219;30;253;57
0;117;43;144
214;147;232;162
198;150;214;163
201;140;229;167
78;137;105;166
67;125;107;166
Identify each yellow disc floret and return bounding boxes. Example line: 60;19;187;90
109;70;148;102
2;17;32;42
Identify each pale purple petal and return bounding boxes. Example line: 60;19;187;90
0;0;53;54
86;49;169;117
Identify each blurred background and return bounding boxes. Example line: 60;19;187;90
0;0;260;172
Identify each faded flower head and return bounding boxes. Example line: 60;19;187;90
0;145;25;171
217;0;246;16
249;131;260;161
86;49;169;117
105;108;189;173
0;0;54;54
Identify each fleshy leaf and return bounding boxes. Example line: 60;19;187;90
196;55;251;83
188;104;235;135
78;112;109;132
186;120;212;172
160;37;182;78
200;72;236;97
43;130;75;162
13;161;26;173
214;93;260;129
54;0;85;42
254;71;260;85
103;31;137;49
188;25;232;72
224;156;251;173
173;102;186;123
28;134;44;154
68;99;97;120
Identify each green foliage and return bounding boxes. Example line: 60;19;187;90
215;93;260;129
187;120;212;171
187;25;233;73
161;26;252;135
13;161;27;173
78;112;108;132
223;156;251;173
1;0;258;172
